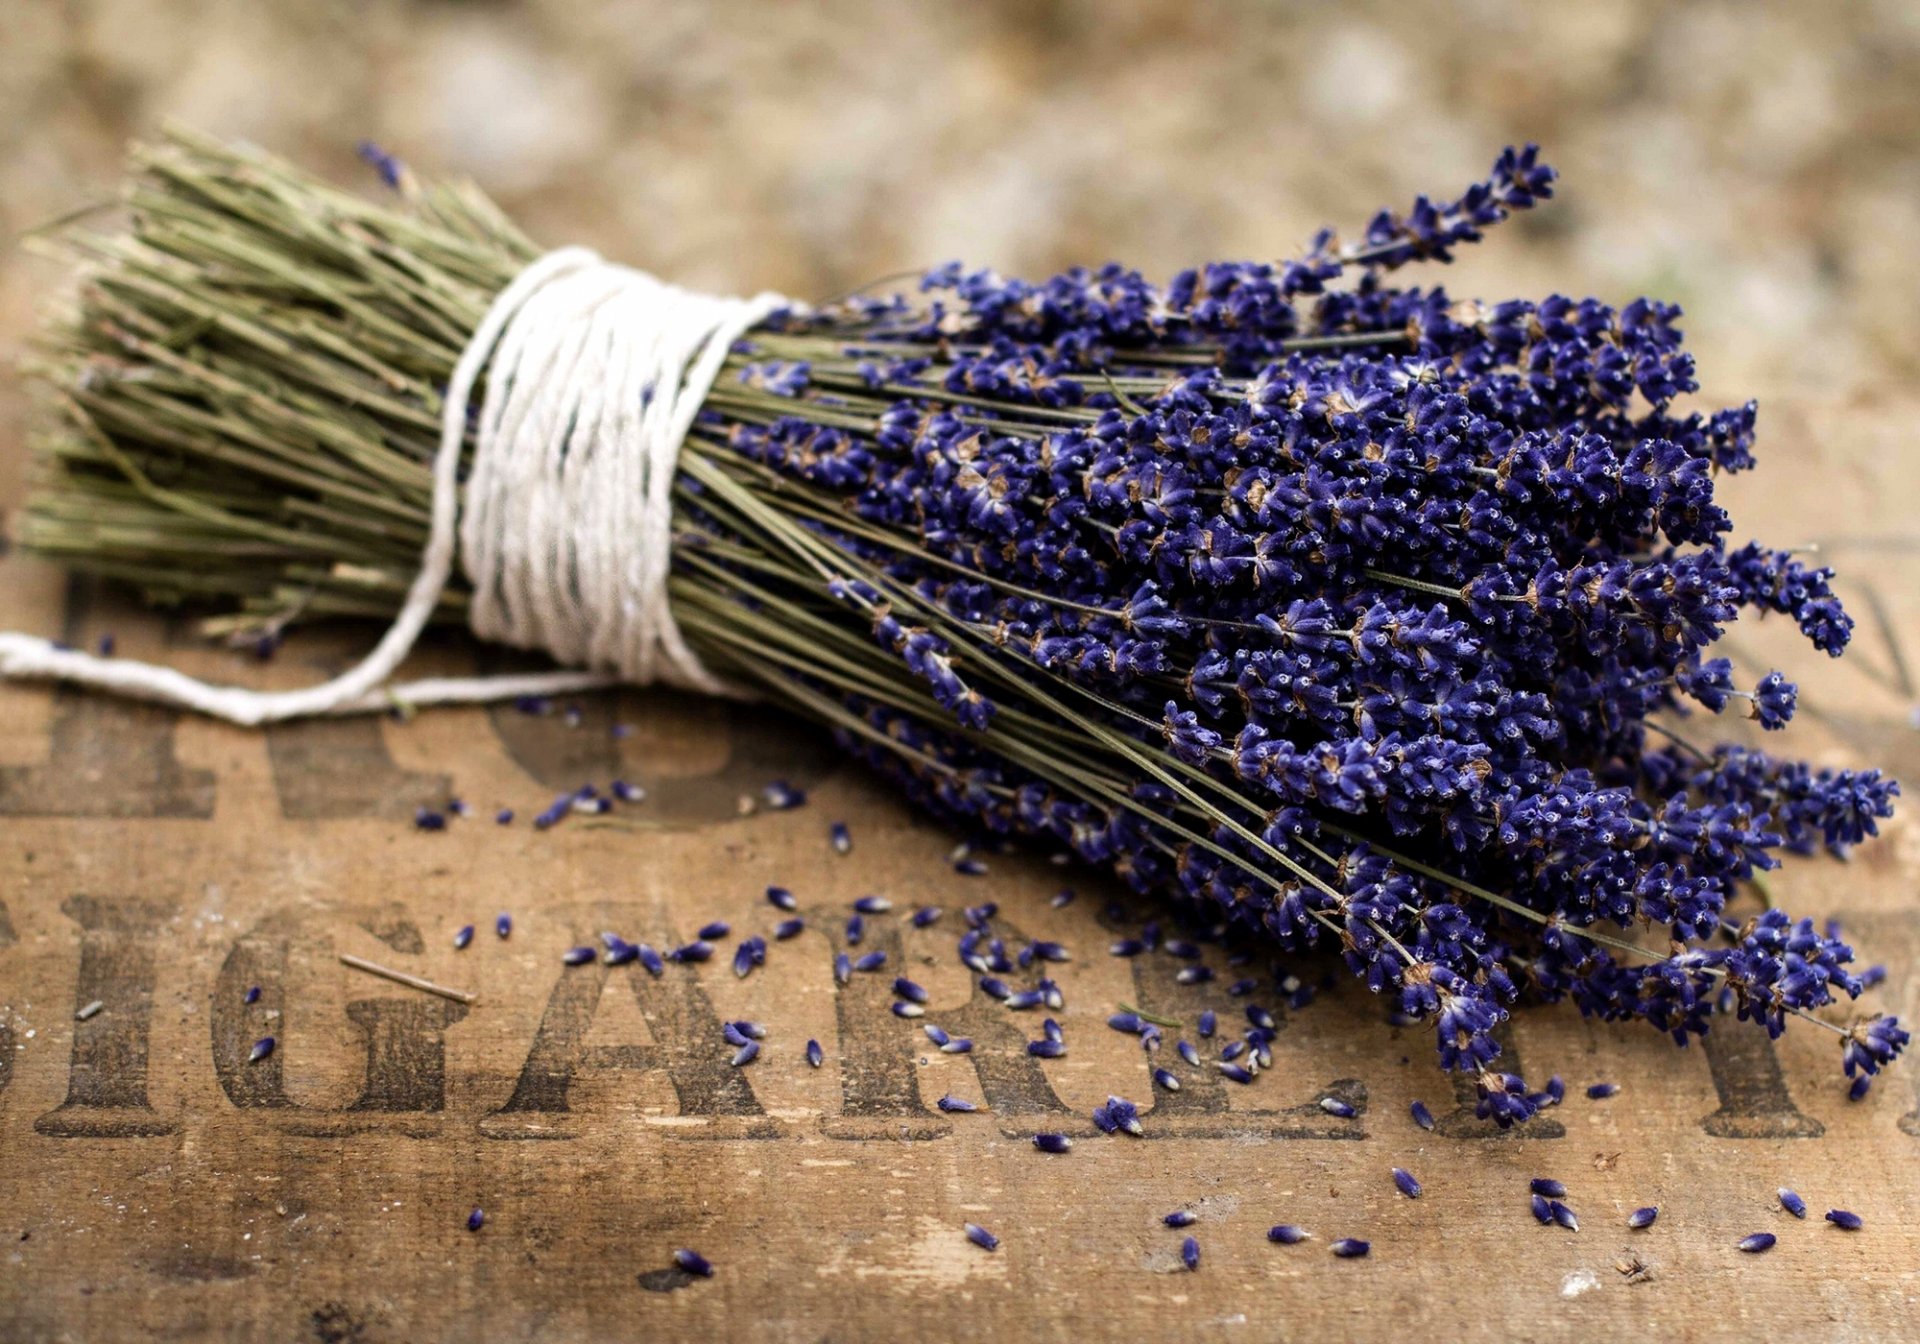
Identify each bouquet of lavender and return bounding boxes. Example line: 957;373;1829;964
13;132;1904;1121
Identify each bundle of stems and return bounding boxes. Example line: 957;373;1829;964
14;130;1904;1117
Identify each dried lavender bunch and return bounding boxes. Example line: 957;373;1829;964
17;132;1904;1120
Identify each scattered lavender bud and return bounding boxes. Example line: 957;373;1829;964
1027;1039;1066;1059
1530;1178;1566;1199
1176;1039;1201;1067
774;918;805;940
1393;1168;1422;1199
953;857;987;877
1039;979;1064;1010
1246;1005;1276;1031
1628;1206;1659;1230
940;1038;973;1054
1164;1211;1197;1228
1268;1225;1309;1245
1410;1100;1435;1131
1221;1041;1247;1062
636;943;665;976
448;798;471;818
1197;1010;1216;1039
854;895;892;914
729;1041;759;1067
911;906;942;928
673;1248;714;1277
894;976;929;1004
1005;990;1045;1010
979;976;1010;1001
762;781;805;810
1549;1201;1579;1232
834;953;852;985
670;941;713;963
698;921;731;941
1319;1097;1356;1118
1030;940;1070;963
467;1207;484;1232
248;1037;275;1064
611;779;645;803
937;1095;978;1114
1227;978;1258;997
1105;1096;1144;1136
1331;1239;1370;1259
830;822;851;854
964;1223;998;1252
722;1023;751;1048
1545;1076;1566;1105
845;915;865;945
1175;966;1213;986
733;1020;768;1040
766;886;798;912
1181;1236;1200;1271
243;986;262;1005
1050;889;1075;908
924;1024;950;1047
1109;939;1147;957
734;936;767;978
414;807;446;832
495;914;511;939
1530;1194;1552;1224
1162;939;1201;960
1587;1082;1619;1099
1736;1232;1776;1253
853;950;887;973
562;946;596;966
1108;1012;1146;1035
1218;1063;1255;1085
495;808;514;825
891;1001;925;1019
1090;1103;1118;1135
1825;1209;1863;1231
1042;1017;1064;1044
1152;1068;1181;1092
1778;1188;1807;1219
1033;1134;1072;1154
806;1039;824;1068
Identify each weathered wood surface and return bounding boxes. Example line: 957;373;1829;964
0;389;1916;1342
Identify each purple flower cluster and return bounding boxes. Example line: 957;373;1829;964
696;146;1902;1114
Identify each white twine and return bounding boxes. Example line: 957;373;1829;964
0;247;786;725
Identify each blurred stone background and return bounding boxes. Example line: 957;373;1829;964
2;0;1917;493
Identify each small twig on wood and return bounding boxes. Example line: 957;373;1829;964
339;953;478;1004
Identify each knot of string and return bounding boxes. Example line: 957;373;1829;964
0;247;786;724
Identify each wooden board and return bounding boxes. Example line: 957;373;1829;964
1;388;1917;1342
